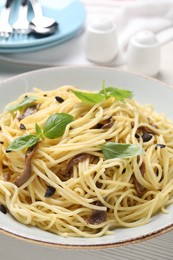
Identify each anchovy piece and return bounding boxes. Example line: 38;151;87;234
14;144;37;187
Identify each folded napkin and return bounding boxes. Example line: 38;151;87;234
2;0;173;66
113;0;173;64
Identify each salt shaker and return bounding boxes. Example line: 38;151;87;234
127;31;161;76
85;17;118;64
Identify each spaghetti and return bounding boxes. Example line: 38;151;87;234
0;85;173;238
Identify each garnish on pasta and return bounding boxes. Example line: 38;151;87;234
0;84;173;238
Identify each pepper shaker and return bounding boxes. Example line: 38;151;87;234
127;31;161;76
85;17;118;64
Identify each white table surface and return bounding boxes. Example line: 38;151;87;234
0;36;173;260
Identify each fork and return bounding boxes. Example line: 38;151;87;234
0;0;14;39
12;0;29;34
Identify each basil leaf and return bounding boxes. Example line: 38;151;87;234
72;83;133;105
101;80;108;99
43;113;73;139
5;96;38;112
101;142;143;159
35;123;44;139
6;135;40;152
100;87;133;101
72;89;104;104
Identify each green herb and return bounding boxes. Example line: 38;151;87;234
72;89;104;105
6;113;73;151
99;87;133;101
72;82;133;105
101;142;143;159
43;113;73;139
35;123;44;139
101;80;109;99
6;135;40;152
5;96;38;112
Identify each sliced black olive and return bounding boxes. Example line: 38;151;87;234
55;96;65;103
6;149;12;153
135;133;140;138
0;205;7;214
20;123;26;130
142;132;152;142
44;186;56;198
122;168;126;174
155;144;166;149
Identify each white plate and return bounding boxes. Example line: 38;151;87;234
0;66;173;249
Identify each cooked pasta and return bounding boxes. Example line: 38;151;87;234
0;85;173;238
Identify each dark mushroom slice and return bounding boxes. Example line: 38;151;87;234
14;144;37;187
137;155;140;163
18;103;40;121
96;117;114;129
3;172;11;182
101;117;114;129
138;125;156;135
132;162;146;198
133;176;145;198
147;117;158;129
136;125;156;142
87;200;107;225
65;153;90;179
2;164;11;181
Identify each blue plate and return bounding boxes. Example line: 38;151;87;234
0;32;81;53
0;0;86;51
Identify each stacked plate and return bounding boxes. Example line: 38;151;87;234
0;0;86;53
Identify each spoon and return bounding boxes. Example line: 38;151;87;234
29;0;58;35
29;22;57;35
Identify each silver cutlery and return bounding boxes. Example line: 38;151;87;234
13;0;29;34
0;0;58;40
29;0;58;35
0;0;13;39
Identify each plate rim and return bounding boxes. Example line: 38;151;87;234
0;221;173;249
1;65;173;249
0;65;172;91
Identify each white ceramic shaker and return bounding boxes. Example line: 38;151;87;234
127;31;161;76
85;17;118;64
